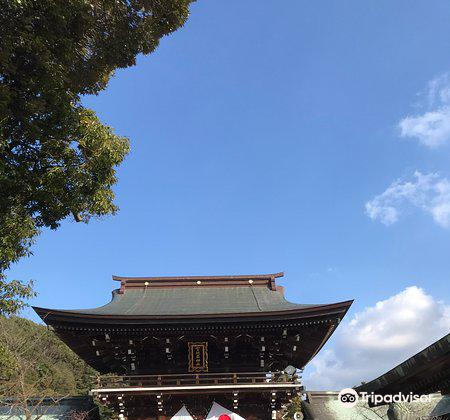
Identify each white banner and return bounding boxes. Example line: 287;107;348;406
205;402;246;420
170;405;195;420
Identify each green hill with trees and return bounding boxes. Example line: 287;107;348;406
0;316;97;398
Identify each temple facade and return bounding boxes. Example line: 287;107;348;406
34;273;353;420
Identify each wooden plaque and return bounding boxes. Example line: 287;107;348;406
188;342;208;372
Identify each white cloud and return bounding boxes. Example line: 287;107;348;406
365;171;450;227
399;109;450;148
398;73;450;148
303;286;450;390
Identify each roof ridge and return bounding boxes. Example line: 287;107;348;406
113;272;284;281
114;273;284;293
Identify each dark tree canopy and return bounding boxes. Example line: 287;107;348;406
0;0;193;313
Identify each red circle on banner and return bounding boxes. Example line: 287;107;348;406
218;415;231;420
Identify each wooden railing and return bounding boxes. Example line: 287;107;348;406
95;372;299;388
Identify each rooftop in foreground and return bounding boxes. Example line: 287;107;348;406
356;332;450;401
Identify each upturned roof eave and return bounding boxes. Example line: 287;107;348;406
32;299;353;325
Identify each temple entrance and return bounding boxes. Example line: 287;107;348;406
34;272;352;419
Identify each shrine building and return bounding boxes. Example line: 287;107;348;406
33;272;353;420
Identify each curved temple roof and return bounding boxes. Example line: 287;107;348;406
32;273;353;375
33;272;353;323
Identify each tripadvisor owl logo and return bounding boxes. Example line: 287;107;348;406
338;388;359;408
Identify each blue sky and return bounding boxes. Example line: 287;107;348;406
8;1;450;389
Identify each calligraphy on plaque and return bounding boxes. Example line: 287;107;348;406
188;342;208;372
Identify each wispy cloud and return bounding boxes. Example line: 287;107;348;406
365;171;450;227
303;286;450;390
398;73;450;148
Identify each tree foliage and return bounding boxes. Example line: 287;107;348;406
0;277;35;316
0;316;97;397
284;395;304;420
0;0;193;310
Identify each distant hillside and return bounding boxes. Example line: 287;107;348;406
0;316;97;397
